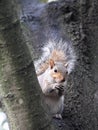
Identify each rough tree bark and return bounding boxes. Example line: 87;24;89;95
22;0;98;130
0;0;98;130
0;0;59;130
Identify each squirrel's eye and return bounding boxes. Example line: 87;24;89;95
54;69;57;73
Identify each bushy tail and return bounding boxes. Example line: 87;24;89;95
34;39;76;75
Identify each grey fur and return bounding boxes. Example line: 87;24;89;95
34;39;76;74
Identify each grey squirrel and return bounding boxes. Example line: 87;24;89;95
34;39;76;119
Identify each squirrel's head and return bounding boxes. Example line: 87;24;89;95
49;59;68;83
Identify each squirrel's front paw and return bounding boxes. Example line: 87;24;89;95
55;84;64;96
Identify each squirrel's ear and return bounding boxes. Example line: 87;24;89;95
65;63;68;68
65;63;69;74
49;59;55;69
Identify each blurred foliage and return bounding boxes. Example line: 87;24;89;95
40;0;48;3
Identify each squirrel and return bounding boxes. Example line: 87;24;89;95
34;39;76;119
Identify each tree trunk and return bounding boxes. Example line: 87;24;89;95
0;0;98;129
61;1;98;129
22;0;98;129
0;0;58;130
